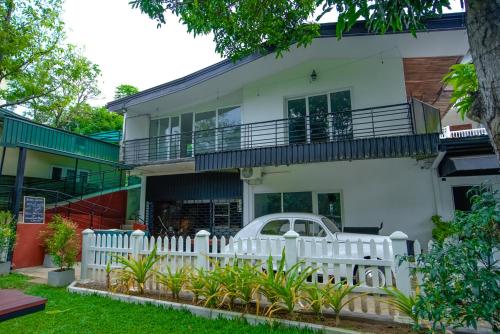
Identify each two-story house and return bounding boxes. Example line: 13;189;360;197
107;13;497;245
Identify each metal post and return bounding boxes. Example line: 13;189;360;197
371;109;376;137
0;146;6;177
73;158;79;195
11;147;27;220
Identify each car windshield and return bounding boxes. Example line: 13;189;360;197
321;217;340;233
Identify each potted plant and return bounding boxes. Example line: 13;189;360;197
40;215;79;286
0;211;16;275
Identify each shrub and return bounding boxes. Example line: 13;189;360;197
114;246;158;294
0;211;16;263
381;287;420;326
186;268;206;303
323;280;360;326
156;266;188;300
431;215;457;245
259;250;315;316
414;187;500;331
302;282;326;319
40;215;79;270
196;265;223;308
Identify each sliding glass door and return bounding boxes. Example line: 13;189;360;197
287;90;352;144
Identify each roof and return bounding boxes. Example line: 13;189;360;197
106;12;466;112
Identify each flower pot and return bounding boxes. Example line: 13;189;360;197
43;254;58;268
0;261;11;276
48;268;75;287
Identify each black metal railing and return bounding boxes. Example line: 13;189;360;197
123;101;440;165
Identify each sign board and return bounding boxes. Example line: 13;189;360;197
23;196;45;224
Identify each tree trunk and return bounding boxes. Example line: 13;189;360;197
465;0;500;161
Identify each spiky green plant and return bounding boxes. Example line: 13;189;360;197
156;266;188;300
382;287;420;326
0;211;16;263
323;280;361;326
105;260;112;290
303;282;326;319
232;260;261;313
186;268;206;303
211;260;239;309
259;250;315;316
114;247;158;294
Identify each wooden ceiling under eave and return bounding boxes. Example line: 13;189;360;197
403;56;462;118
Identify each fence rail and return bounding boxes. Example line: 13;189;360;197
81;229;429;312
440;126;488;139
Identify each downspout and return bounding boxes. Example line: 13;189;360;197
430;150;446;217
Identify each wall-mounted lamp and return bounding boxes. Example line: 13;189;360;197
310;70;317;82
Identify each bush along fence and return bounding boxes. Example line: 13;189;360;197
80;229;428;319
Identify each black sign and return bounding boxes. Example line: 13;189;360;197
23;196;45;224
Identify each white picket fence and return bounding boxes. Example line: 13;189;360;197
440;126;488;139
82;229;429;298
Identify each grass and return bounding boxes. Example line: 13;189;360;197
0;273;313;334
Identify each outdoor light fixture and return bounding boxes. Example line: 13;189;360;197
310;70;317;82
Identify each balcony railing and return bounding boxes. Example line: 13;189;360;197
123;101;440;165
440;126;488;139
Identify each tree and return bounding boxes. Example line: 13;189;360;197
130;0;500;160
115;84;139;99
413;187;499;331
68;105;123;135
0;0;101;129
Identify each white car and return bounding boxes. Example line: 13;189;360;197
231;213;395;287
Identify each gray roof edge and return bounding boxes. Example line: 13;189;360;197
106;12;466;112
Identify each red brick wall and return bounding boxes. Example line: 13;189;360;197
12;190;128;269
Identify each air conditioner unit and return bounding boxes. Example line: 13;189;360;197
240;167;262;181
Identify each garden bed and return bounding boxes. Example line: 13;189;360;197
71;281;415;334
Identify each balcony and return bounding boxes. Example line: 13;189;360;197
440;126;488;139
122;100;441;169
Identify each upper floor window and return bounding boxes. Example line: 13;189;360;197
287;90;352;144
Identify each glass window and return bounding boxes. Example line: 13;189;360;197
330;91;352;139
261;219;290;236
318;193;342;229
158;118;170;159
218;106;241;151
283;191;312;213
66;169;76;180
149;119;159;160
321;217;340;233
254;193;281;218
308;94;329;142
452;186;476;212
194;111;216;154
180;113;193;157
288;98;307;144
294;219;326;237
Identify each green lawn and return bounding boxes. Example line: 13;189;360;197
0;274;312;334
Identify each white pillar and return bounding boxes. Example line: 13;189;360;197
81;229;95;280
284;230;299;270
194;230;210;270
390;231;411;296
130;230;145;260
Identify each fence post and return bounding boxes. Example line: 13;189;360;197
390;231;411;296
284;230;299;270
81;229;94;280
194;230;210;270
130;230;145;260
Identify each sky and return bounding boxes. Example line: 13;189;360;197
62;0;463;106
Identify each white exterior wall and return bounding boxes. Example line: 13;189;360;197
243;158;437;244
241;58;406;124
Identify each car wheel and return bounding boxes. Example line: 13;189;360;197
353;266;386;288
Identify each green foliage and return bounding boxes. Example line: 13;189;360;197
186;268;206;303
431;215;458;245
259;250;315;316
0;0;101;128
114;247;159;294
0;211;16;262
130;0;453;60
442;63;479;120
40;215;79;270
302;282;326;318
194;265;223;308
381;287;420;326
414;187;500;331
323;280;360;326
68;105;123;135
156;265;188;300
115;84;139;100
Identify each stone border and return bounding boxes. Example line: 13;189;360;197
68;282;362;334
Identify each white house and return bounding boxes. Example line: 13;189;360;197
106;13;499;246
